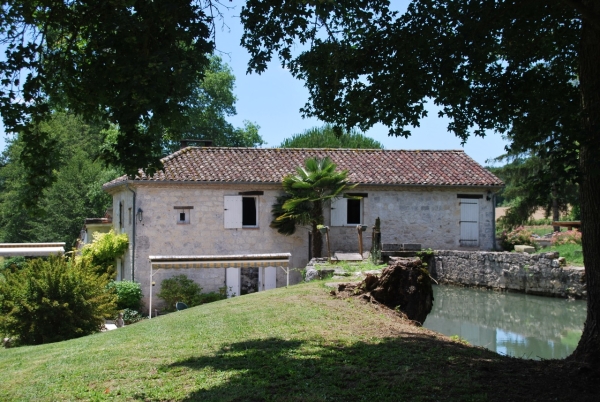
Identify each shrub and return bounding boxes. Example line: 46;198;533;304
157;275;203;311
197;292;227;304
552;230;582;246
1;256;28;273
121;308;144;325
0;255;117;345
81;230;129;277
499;226;537;251
107;280;143;311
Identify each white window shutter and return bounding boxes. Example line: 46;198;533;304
330;197;347;226
263;267;277;290
224;196;242;228
226;267;241;298
460;199;479;246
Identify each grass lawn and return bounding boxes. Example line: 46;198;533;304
0;281;597;401
537;243;584;266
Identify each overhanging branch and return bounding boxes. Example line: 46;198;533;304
560;0;600;31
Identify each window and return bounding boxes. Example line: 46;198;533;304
174;206;193;224
331;194;366;226
242;197;257;226
119;202;124;228
224;195;260;228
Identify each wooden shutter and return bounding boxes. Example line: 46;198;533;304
330;198;347;226
224;196;242;228
263;267;277;291
460;199;479;246
226;267;241;298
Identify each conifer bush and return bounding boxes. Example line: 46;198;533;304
0;255;117;346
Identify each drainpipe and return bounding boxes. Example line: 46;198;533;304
492;192;497;250
125;183;136;282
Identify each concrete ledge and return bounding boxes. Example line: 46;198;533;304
514;245;535;254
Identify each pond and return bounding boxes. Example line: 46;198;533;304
423;285;587;360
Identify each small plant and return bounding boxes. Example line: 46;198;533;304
551;230;582;246
121;308;144;325
107;280;143;311
449;335;469;345
499;226;537;251
157;275;203;311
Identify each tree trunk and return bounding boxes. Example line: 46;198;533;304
572;3;600;365
311;200;324;258
311;221;322;258
552;183;560;233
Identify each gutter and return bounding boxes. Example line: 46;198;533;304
125;183;136;282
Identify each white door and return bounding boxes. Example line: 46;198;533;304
263;267;277;291
460;199;479;247
258;267;277;291
226;267;241;297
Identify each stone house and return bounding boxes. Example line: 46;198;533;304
102;147;503;311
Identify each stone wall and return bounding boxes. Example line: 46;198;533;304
430;250;586;298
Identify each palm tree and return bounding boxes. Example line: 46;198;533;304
270;157;355;258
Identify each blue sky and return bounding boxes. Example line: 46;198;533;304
0;1;510;167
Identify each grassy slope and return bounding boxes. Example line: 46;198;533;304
0;282;595;401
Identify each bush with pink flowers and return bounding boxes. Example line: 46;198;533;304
551;230;582;246
499;226;537;251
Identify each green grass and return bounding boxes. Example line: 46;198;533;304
537;243;584;266
317;259;386;273
0;281;514;401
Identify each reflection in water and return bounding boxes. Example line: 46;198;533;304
423;285;587;360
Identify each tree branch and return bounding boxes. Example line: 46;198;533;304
560;0;600;31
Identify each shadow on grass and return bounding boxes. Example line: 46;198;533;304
149;334;501;402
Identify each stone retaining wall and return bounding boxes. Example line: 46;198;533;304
430;250;586;299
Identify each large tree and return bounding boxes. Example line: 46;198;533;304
490;153;579;231
0;0;214;186
271;157;353;258
0;113;120;247
279;124;383;149
240;0;600;365
163;55;264;154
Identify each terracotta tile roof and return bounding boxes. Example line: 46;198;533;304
104;147;504;188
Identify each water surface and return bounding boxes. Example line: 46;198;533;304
423;285;586;360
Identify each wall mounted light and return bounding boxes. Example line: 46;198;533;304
137;208;144;222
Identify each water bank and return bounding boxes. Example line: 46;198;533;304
430;250;586;299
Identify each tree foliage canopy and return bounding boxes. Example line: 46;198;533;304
163;55;264;154
0;0;214;180
0;113;121;246
241;0;581;158
279;125;383;149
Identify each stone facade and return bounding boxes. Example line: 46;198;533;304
107;182;496;309
430;250;586;298
327;186;496;254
